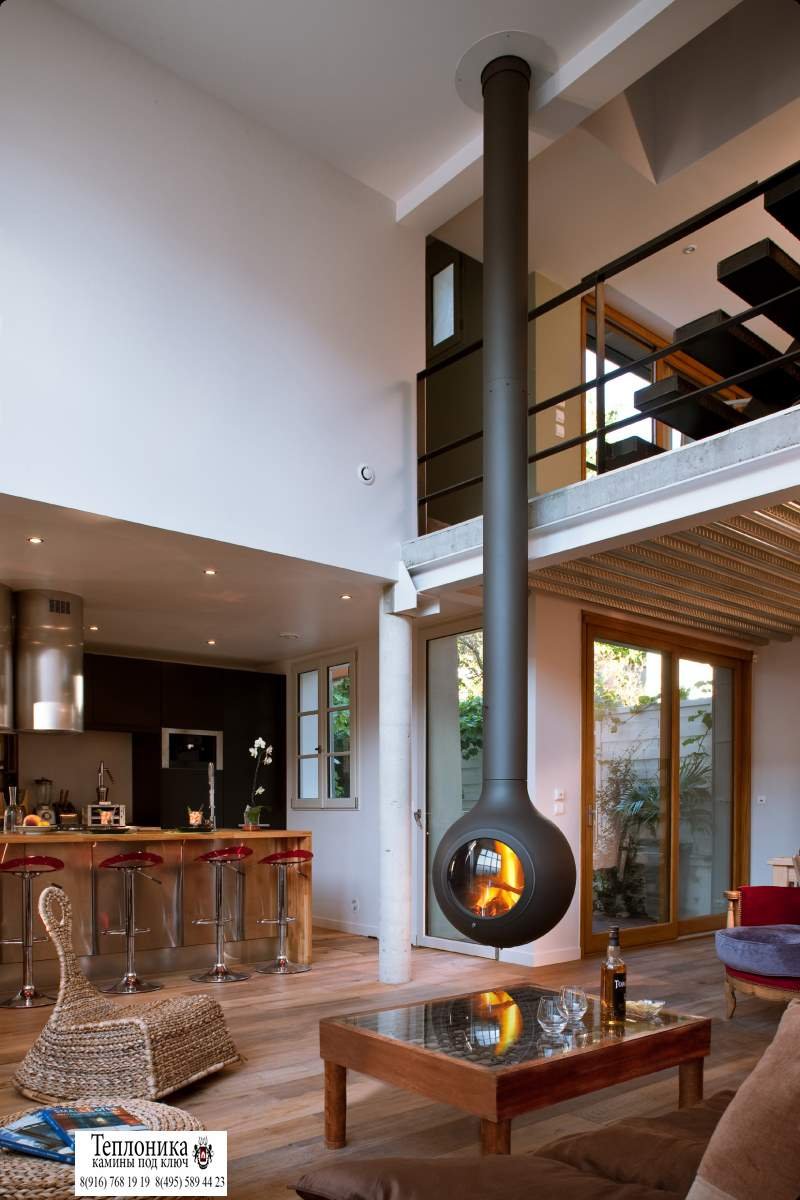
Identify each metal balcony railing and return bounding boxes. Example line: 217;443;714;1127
416;157;800;536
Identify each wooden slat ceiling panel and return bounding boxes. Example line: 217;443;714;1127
529;500;800;645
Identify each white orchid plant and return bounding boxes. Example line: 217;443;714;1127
244;737;273;824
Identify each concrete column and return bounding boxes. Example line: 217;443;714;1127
378;588;413;984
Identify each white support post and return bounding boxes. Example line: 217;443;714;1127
378;587;413;984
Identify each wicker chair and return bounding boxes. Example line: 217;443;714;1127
13;886;240;1103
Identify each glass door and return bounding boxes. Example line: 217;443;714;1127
677;659;734;929
590;639;675;945
418;625;495;956
583;619;749;953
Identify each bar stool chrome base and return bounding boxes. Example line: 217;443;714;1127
190;962;250;984
257;955;310;976
104;972;163;995
0;984;56;1009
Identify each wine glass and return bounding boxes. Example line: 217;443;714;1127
536;995;568;1034
559;985;589;1024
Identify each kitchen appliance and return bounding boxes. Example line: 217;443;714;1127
83;802;127;830
0;584;12;731
161;728;223;770
15;589;84;733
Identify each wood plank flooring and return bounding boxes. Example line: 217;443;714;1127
0;929;781;1199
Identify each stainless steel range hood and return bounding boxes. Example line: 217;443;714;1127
0;585;12;731
15;589;84;733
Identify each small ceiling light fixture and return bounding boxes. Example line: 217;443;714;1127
207;639;216;646
340;593;352;601
26;536;44;545
204;568;217;576
88;625;99;632
682;243;697;255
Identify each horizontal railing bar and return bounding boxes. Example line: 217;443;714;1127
416;346;800;506
417;155;800;384
418;282;800;467
528;281;800;417
527;347;800;465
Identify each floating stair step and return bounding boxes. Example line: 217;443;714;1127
765;170;800;240
604;436;664;471
718;238;800;341
634;375;746;440
674;309;800;410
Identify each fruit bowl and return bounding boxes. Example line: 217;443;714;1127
626;999;666;1020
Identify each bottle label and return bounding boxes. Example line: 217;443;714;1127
613;975;626;1019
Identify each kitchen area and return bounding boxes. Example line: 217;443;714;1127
0;490;381;1003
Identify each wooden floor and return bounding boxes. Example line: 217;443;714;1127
0;930;781;1199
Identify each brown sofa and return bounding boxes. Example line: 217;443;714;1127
295;1091;731;1199
295;1000;800;1200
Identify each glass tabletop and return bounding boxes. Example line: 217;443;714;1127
333;985;699;1070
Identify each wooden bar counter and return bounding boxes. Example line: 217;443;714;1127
0;829;312;980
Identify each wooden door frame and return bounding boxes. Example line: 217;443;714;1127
581;613;752;954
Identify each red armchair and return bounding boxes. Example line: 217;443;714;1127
718;886;800;1018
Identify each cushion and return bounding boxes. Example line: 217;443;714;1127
738;885;800;927
726;966;800;992
537;1090;733;1196
715;924;800;977
687;999;800;1200
295;1155;682;1200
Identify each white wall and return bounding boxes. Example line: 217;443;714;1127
750;638;800;883
18;731;132;819
0;0;423;580
271;636;379;937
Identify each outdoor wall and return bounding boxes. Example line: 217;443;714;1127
270;635;380;937
0;0;423;581
750;636;800;883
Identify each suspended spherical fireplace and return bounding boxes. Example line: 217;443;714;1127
432;45;575;948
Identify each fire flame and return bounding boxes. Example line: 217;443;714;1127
475;990;523;1056
471;841;524;918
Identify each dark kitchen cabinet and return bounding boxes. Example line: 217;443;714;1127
84;654;161;732
222;669;286;829
84;654;286;828
160;663;224;731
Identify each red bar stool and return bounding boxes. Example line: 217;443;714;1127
257;848;313;975
98;849;164;994
191;845;253;983
0;854;64;1008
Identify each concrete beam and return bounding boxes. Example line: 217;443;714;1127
404;409;800;592
396;0;742;231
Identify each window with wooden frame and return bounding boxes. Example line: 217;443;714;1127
292;651;357;810
581;614;751;954
581;298;749;478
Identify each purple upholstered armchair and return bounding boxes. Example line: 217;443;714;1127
716;886;800;1017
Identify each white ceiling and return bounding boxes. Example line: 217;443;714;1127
0;494;380;666
49;0;691;204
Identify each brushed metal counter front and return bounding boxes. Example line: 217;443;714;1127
0;829;312;981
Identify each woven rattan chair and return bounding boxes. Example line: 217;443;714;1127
13;886;240;1103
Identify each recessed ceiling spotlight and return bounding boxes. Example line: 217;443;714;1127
26;536;44;545
88;625;99;632
207;639;216;646
204;568;217;576
340;593;352;601
279;632;300;640
682;244;697;255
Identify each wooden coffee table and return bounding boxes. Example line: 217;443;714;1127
320;984;711;1155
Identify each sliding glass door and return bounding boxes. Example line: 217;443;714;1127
584;618;749;952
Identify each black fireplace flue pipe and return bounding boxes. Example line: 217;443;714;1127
432;54;575;948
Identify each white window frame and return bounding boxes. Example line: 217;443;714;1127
291;649;358;810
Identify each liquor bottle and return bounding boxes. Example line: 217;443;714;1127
600;926;626;1024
